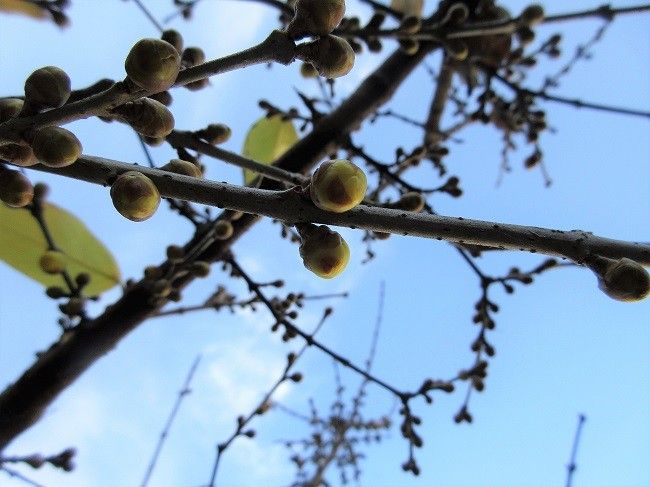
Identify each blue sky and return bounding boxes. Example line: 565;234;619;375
0;1;648;486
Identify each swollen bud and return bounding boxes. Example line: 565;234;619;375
0;168;34;207
445;39;469;61
125;38;181;92
190;261;211;278
112;98;174;138
161;29;184;54
298;224;350;279
198;123;231;145
39;250;66;274
296;35;355;78
161;159;202;178
110;171;160;222
214;220;234;240
520;4;544;26
385;192;426;212
24;66;71;109
287;0;346;38
309;159;367;213
181;47;209;90
0;98;24;122
592;257;650;302
300;62;319;78
0;143;37;167
31;126;82;167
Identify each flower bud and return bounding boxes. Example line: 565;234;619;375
110;171;160;222
31;126;82;167
296;35;355;78
39;250;66;274
190;261;211;278
125;38;181;92
298;225;350;279
166;244;185;261
46;286;67;299
0;168;33;207
393;192;426;212
161;159;202;178
287;0;346;38
214;220;234;240
520;4;544;26
161;29;184;54
309;159;367;213
0;143;37;167
594;257;650;302
181;47;205;67
516;26;535;46
181;47;209;90
199;123;231;145
399;16;421;34
300;62;319;78
24;66;71;109
112;98;174;138
445;39;469;61
0;98;24;122
399;39;419;56
33;182;49;201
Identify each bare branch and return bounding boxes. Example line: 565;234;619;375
29;155;650;265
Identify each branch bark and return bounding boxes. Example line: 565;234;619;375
0;45;433;451
30;154;650;264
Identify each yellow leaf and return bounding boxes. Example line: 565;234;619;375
241;115;298;185
390;0;424;17
0;202;121;294
0;0;48;19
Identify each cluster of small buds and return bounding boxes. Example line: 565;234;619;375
19;448;76;472
398;405;423;475
0;67;83;169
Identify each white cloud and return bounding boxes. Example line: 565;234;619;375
204;338;291;419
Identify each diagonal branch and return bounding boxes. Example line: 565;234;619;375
0;44;434;451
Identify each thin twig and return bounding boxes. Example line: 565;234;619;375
166;130;307;186
544;4;650;23
226;257;406;399
207;302;332;487
0;466;48;487
131;0;164;33
141;355;201;487
491;71;650;119
566;414;587;487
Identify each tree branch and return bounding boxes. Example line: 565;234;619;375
0;30;296;145
0;44;434;451
29;155;650;265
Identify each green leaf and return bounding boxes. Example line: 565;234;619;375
242;114;298;185
0;202;120;295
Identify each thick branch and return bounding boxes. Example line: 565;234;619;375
30;155;650;265
0;45;433;451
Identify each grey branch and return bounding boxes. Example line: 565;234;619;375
31;155;650;266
